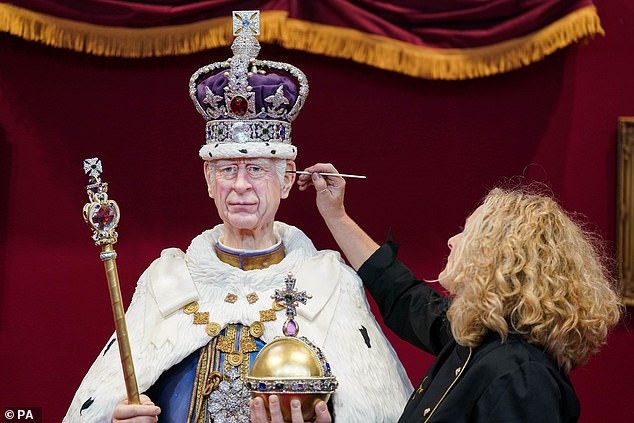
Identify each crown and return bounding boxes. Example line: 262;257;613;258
189;10;309;161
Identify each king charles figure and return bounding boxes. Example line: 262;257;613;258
64;11;412;423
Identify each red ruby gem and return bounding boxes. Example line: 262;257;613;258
93;204;115;229
230;96;248;116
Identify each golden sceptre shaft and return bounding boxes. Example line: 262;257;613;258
82;158;140;405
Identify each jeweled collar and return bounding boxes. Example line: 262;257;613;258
214;241;285;270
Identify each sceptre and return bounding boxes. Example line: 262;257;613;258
82;158;140;404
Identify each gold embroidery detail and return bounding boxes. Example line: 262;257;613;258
204;371;223;396
227;351;244;367
217;325;237;353
206;322;221;337
249;321;264;338
184;302;277;338
224;293;238;303
193;312;209;324
272;299;285;311
238;326;253;380
218;325;258;380
259;309;276;321
183;301;199;314
247;292;259;304
241;332;259;353
187;340;215;423
424;408;431;416
455;367;461;376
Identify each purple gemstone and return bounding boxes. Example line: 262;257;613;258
284;319;298;336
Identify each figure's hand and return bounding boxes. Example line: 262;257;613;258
296;163;346;223
112;394;161;422
250;395;331;423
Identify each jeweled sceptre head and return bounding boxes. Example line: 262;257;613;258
189;10;309;161
82;158;120;247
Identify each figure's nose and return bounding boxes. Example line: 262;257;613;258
232;167;252;192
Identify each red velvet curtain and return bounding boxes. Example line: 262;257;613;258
4;0;597;47
1;1;633;422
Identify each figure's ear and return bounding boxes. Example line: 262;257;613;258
203;161;215;199
281;160;296;199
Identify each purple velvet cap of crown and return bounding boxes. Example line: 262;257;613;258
196;71;299;118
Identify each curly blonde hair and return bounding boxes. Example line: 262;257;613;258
446;188;623;372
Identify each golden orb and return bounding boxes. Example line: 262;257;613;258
247;336;338;422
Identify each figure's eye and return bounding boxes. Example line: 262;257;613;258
217;165;238;178
247;165;266;177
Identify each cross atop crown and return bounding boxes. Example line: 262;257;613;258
233;10;260;36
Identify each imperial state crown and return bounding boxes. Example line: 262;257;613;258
189;10;309;161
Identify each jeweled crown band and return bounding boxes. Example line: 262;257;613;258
199;120;297;160
206;119;291;144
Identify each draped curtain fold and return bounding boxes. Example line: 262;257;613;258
0;0;603;79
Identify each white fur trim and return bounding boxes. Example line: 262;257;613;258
199;142;297;160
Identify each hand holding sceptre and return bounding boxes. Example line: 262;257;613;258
82;158;140;405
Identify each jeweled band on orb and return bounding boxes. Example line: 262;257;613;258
246;376;338;394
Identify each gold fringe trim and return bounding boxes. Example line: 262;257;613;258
278;6;604;79
0;3;603;79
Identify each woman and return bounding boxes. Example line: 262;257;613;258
252;163;622;423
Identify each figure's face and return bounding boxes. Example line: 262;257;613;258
204;158;295;232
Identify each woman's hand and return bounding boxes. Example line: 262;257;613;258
296;163;346;224
250;395;331;423
297;162;378;270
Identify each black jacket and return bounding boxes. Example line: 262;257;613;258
357;241;580;423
